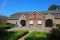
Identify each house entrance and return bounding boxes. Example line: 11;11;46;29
20;20;26;26
45;19;53;27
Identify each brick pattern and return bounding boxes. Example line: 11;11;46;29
7;12;60;27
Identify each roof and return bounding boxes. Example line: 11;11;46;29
8;10;60;19
0;15;7;19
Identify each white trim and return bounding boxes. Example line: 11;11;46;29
29;20;33;24
38;20;42;24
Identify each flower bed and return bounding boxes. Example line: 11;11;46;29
24;31;46;40
0;30;29;40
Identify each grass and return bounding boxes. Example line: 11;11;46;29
24;31;46;40
0;30;28;40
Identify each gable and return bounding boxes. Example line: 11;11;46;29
27;11;45;20
45;14;55;20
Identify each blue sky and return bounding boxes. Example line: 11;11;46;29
0;0;60;16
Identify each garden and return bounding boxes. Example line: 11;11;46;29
0;23;29;40
24;24;60;40
0;30;28;40
24;31;46;40
0;23;60;40
0;23;15;29
24;28;60;40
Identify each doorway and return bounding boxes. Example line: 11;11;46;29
20;20;26;26
45;19;53;27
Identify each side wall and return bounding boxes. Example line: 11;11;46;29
7;19;18;24
55;19;60;25
0;17;7;24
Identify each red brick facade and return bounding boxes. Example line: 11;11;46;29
16;12;60;27
7;11;60;27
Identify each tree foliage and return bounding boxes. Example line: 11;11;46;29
48;5;60;10
46;28;60;40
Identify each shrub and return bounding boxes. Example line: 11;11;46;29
0;23;15;29
0;29;9;37
46;28;60;40
0;30;29;40
24;31;46;40
35;32;46;40
56;24;60;29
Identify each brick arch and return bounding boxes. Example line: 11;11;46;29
20;20;26;26
17;15;27;26
45;19;53;27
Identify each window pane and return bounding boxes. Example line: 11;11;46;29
30;20;33;24
38;20;42;24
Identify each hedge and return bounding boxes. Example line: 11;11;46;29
0;23;15;29
0;30;29;40
56;24;60;29
24;31;46;40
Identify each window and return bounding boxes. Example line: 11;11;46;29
37;20;42;27
29;20;33;24
29;20;33;27
38;20;42;24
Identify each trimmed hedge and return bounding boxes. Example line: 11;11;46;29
0;23;15;29
24;31;46;40
0;30;29;40
56;24;60;29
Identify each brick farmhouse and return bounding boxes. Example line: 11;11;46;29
7;10;60;27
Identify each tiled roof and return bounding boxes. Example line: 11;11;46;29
8;10;60;19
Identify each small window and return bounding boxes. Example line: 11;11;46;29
29;20;33;27
37;20;42;27
38;20;42;24
29;20;33;24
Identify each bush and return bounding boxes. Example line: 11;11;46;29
0;23;15;29
0;30;29;40
0;29;9;37
46;28;60;40
56;24;60;29
24;31;46;40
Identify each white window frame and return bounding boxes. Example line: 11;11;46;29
38;20;42;24
29;20;33;24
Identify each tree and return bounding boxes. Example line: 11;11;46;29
57;6;60;10
48;5;60;10
46;28;60;40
